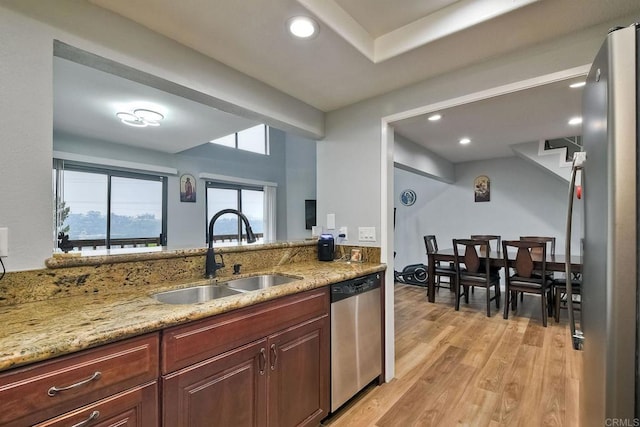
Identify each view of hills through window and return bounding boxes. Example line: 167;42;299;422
60;170;162;241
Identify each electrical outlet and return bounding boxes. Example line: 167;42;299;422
338;226;348;240
358;227;376;242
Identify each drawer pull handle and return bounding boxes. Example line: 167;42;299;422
47;371;101;396
71;410;100;427
259;348;266;375
270;344;277;371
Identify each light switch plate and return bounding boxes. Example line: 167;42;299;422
327;213;335;230
358;227;376;242
0;228;7;257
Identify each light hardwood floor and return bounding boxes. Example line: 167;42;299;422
323;283;582;427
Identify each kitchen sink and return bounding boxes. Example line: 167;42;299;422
152;274;301;304
224;274;300;292
152;285;242;305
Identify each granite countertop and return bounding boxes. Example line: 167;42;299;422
0;260;385;373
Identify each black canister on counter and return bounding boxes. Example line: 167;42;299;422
317;234;335;261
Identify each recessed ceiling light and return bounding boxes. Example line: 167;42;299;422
287;16;319;39
568;117;583;125
570;82;586;88
459;138;471;145
428;114;442;121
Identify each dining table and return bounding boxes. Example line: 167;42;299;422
426;248;583;303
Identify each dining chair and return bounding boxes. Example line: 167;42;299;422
502;240;554;327
519;236;556;301
470;234;502;276
452;238;500;317
520;236;556;257
553;273;581;322
424;235;456;291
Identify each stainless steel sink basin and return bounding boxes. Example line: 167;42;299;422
152;285;242;304
224;274;300;292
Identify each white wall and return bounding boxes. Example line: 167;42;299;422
285;133;317;240
394;157;583;270
394;134;455;184
0;7;55;271
0;1;324;271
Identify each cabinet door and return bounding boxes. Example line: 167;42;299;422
163;339;267;427
267;315;329;427
35;381;158;427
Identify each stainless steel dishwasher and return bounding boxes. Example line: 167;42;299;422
330;272;382;412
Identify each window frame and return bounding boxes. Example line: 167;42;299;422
53;160;168;250
205;181;264;243
209;124;270;155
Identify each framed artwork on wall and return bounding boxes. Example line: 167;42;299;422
180;173;196;202
474;175;490;202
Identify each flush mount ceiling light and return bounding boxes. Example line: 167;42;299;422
570;81;586;88
459;138;471;145
568;117;583;126
116;108;164;127
287;16;319;39
428;113;442;121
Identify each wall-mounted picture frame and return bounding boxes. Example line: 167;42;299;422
474;175;490;202
180;173;196;202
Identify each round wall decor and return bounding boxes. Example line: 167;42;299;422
400;189;417;206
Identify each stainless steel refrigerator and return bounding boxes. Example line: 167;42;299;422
568;22;639;425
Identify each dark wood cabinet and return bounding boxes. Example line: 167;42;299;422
161;287;330;427
163;339;268;427
35;381;158;427
1;286;335;427
0;333;159;427
267;316;329;427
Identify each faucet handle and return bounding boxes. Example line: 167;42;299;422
215;253;225;268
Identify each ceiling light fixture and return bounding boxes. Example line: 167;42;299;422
570;81;586;88
459;138;471;145
116;108;164;128
287;16;319;39
568;117;583;125
428;114;442;121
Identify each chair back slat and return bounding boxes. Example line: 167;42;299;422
515;247;534;278
464;246;480;273
424;235;438;254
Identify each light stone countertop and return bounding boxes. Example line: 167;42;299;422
0;260;386;373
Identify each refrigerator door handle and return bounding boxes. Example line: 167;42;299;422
565;155;584;350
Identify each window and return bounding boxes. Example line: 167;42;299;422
53;161;167;251
206;183;264;244
209;124;269;155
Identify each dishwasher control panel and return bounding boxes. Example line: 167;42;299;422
330;273;381;303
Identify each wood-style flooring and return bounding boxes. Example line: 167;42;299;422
323;283;582;427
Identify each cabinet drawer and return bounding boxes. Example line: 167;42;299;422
35;381;158;427
0;333;159;426
162;287;329;373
